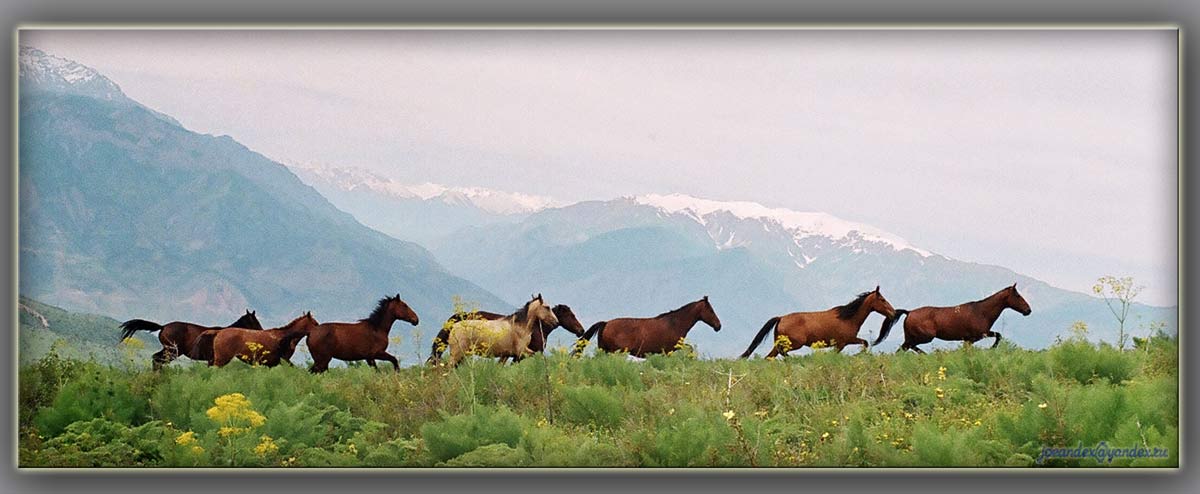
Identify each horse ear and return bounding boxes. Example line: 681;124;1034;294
875;285;880;293
703;295;708;300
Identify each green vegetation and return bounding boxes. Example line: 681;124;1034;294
19;331;1178;468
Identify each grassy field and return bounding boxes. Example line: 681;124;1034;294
17;330;1178;468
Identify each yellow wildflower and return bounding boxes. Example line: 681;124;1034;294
254;435;279;456
175;431;197;446
722;411;736;421
1038;402;1049;409
190;445;205;455
937;366;947;381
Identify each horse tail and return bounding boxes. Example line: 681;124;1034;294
119;319;163;342
426;326;452;365
874;309;908;346
572;321;606;355
740;316;780;359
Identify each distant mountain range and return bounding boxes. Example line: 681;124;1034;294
17;47;1176;362
289;163;560;246
17;46;508;342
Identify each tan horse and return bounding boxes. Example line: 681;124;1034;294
195;312;319;367
740;287;897;358
426;304;586;365
305;294;420;373
446;295;558;367
878;283;1032;353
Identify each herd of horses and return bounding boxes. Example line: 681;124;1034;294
117;284;1032;372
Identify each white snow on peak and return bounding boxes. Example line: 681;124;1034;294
634;193;932;257
288;162;560;215
18;46;120;98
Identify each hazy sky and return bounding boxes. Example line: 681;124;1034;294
22;29;1178;304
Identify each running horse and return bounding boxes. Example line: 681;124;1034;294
194;312;319;367
573;296;722;358
304;294;420;373
426;303;587;365
118;310;264;370
876;283;1032;353
445;294;560;367
740;287;896;359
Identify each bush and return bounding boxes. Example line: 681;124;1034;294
1049;340;1137;385
561;385;624;430
420;406;530;462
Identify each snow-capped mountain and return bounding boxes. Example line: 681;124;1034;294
290;163;559;215
19;46;123;100
635;193;934;258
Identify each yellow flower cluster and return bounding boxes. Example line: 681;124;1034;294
937;366;947;381
175;431;197;446
254;435;279;456
206;393;267;434
774;334;793;354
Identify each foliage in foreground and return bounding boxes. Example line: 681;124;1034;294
18;334;1179;468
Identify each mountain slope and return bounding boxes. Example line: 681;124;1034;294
17;46;508;338
432;196;1176;356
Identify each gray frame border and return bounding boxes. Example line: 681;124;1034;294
1;1;1195;493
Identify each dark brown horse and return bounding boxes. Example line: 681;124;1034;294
426;304;587;364
305;294;419;373
741;287;896;359
877;283;1032;353
573;297;721;358
194;312;319;367
119;310;264;370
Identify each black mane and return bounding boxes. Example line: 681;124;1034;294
510;299;534;325
836;292;872;320
229;311;262;330
362;295;398;327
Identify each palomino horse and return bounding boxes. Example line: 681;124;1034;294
119;310;264;370
573;297;721;358
426;303;586;365
304;294;419;373
878;283;1032;353
446;295;559;367
194;312;319;367
740;287;896;358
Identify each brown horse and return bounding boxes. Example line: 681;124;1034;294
426;303;587;364
304;294;419;373
878;283;1032;353
740;287;896;359
194;312;319;367
446;295;559;367
573;296;721;358
119;310;264;370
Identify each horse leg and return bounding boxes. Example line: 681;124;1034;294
498;356;510;364
309;355;331;374
987;331;1002;349
373;352;400;371
850;338;870;354
900;340;926;354
151;349;171;371
365;359;378;370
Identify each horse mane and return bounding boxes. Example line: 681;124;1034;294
361;295;398;327
654;299;704;319
229;312;261;330
510;299;534;325
836;291;872;320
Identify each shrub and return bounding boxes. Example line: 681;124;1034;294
561;385;624;430
419;406;529;462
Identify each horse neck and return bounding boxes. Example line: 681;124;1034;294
845;302;876;329
370;313;398;332
664;302;703;338
971;291;1010;324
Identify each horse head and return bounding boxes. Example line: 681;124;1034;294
866;286;898;319
552;305;586;336
527;296;559;330
1006;283;1032;316
389;294;420;326
699;295;722;332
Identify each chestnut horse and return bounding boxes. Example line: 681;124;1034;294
573;296;721;358
119;310;264;370
426;303;586;365
740;287;896;359
194;312;319;367
304;294;419;373
877;283;1032;353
